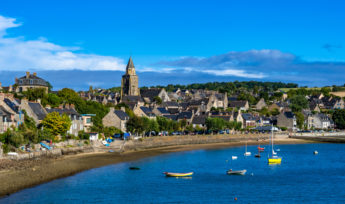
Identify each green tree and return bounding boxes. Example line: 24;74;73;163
295;112;305;130
290;95;308;112
153;96;162;105
332;109;345;129
42;112;72;136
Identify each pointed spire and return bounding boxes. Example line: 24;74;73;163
126;56;135;69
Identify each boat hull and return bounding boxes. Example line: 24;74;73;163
226;169;247;175
268;157;282;164
164;172;193;177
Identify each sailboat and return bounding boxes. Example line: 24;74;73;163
268;126;282;164
244;141;251;156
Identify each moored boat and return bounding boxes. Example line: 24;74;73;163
163;172;194;177
129;167;140;170
268;126;282;164
226;169;247;175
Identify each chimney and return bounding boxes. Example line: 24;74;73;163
15;78;18;84
70;104;75;109
0;82;2;89
59;104;63;109
46;105;51;109
37;99;41;104
9;85;13;92
26;72;30;79
65;104;70;109
33;72;37;76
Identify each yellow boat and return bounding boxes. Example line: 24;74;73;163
268;156;282;164
268;126;282;165
163;172;194;177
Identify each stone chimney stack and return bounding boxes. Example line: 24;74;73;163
0;82;2;89
26;72;30;79
46;105;51;109
9;85;13;92
33;72;37;76
37;99;41;104
65;104;70;109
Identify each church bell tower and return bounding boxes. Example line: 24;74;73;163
121;57;139;99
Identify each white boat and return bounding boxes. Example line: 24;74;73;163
244;141;251;156
232;156;238;160
268;126;282;164
226;169;247;175
314;150;318;155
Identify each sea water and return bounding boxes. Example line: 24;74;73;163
1;143;345;203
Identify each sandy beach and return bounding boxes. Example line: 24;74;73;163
0;138;312;197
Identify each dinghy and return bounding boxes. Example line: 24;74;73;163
226;169;247;175
163;172;193;177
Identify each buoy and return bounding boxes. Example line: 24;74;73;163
314;150;318;155
234;197;238;201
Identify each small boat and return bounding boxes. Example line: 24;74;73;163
226;169;247;175
129;167;140;170
232;156;238;160
314;150;318;155
244;141;251;156
163;172;193;177
255;153;261;158
268;126;282;164
257;146;265;151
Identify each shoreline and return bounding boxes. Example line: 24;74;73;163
0;138;313;197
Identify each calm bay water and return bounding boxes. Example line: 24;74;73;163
1;143;345;204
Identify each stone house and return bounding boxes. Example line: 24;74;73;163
19;99;47;124
233;110;244;128
152;107;170;116
81;114;95;132
191;115;207;129
241;113;257;128
0;93;24;132
46;104;84;136
133;106;156;119
228;101;249;111
102;107;129;132
277;111;297;131
140;88;170;103
14;72;49;93
307;113;333;129
255;98;267;110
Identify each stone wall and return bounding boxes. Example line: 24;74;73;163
123;134;270;151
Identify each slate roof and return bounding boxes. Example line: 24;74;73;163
157;107;169;115
17;73;48;86
140;89;162;101
114;110;129;120
122;95;143;103
284;112;295;119
242;113;255;121
46;107;80;118
178;111;193;120
192;116;207;125
162;101;179;107
140;106;155;117
168;108;179;114
229;101;247;108
4;98;19;113
28;102;47;120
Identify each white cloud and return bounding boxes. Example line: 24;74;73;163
0;15;125;71
137;67;176;73
202;69;266;79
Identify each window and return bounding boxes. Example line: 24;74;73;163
86;118;92;124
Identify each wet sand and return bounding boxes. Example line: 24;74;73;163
0;138;312;197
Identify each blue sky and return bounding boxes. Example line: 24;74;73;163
0;0;344;90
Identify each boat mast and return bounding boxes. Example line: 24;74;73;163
271;125;274;156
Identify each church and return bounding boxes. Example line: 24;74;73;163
121;57;140;100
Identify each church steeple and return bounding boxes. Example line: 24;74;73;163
121;56;139;99
126;56;136;75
